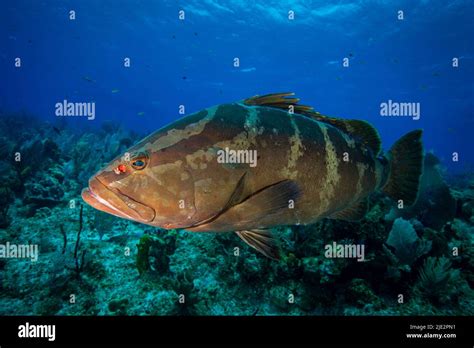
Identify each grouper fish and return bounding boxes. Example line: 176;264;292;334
82;93;423;259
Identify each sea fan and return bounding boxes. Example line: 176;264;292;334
385;218;432;266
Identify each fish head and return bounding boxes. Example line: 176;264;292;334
82;148;157;223
82;137;197;228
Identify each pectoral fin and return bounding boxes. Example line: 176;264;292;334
236;229;280;260
188;179;300;232
230;179;300;225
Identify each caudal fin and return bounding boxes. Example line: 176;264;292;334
382;130;423;206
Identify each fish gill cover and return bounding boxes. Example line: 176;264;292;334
0;0;473;319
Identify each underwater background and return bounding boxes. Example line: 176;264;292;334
0;0;473;315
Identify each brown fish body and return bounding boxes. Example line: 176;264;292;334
82;93;423;259
179;103;382;232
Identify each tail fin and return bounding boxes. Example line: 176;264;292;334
382;130;423;206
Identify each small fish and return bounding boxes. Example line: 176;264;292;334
111;89;119;93
137;112;145;116
82;93;423;260
52;126;61;135
82;76;95;83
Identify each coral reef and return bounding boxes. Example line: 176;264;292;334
0;186;14;228
414;256;463;305
0;114;472;316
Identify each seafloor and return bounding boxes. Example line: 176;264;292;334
0;113;472;315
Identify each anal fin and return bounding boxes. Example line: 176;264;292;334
329;199;368;221
236;229;280;260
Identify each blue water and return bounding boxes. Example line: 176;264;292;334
1;0;473;172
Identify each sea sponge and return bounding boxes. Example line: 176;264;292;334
136;234;154;275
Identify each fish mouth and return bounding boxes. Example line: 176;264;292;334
81;177;156;223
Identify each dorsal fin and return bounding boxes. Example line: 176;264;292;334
302;111;382;155
243;92;314;114
243;92;381;155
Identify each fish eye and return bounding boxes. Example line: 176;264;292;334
131;153;148;170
